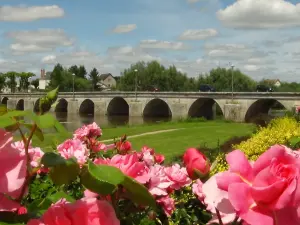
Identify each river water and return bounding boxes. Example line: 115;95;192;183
54;112;172;131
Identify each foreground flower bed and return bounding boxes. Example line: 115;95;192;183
1;88;300;225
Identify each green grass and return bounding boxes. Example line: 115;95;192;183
28;120;255;162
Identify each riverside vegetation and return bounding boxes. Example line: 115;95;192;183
0;88;300;225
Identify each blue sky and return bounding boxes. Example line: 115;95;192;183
1;0;300;81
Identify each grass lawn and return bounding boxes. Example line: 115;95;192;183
28;120;256;162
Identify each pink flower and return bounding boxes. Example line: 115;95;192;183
0;129;26;211
89;138;107;153
148;165;173;196
202;174;238;224
216;145;300;225
156;195;175;217
116;140;132;154
183;148;210;179
57;139;89;165
141;146;155;155
12;141;44;168
192;179;205;201
142;151;155;166
95;153;150;184
73;122;102;141
17;206;27;215
164;164;191;190
27;197;119;225
154;154;165;164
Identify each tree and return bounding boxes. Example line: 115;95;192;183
5;71;18;93
0;73;6;92
78;65;87;79
49;64;64;90
89;68;100;91
18;72;35;91
31;79;39;90
68;65;79;77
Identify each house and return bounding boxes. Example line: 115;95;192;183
262;79;281;87
39;69;50;90
98;73;116;88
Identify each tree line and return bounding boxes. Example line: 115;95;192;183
1;60;300;93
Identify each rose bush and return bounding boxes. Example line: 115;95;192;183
1;88;300;225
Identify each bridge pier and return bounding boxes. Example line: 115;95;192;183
7;99;16;110
94;101;106;116
24;100;35;111
223;104;243;122
169;103;189;119
129;101;143;117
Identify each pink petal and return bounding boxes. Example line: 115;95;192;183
240;206;274;225
253;145;296;176
228;183;255;214
226;150;253;182
275;207;300;225
216;171;243;191
0;193;21;211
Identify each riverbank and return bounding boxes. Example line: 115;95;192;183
29;120;256;161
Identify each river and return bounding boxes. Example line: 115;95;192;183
54;112;172;131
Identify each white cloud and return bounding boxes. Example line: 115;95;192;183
179;29;218;40
139;40;188;50
112;24;137;33
204;43;267;60
244;64;260;72
6;29;74;53
0;5;64;22
217;0;300;29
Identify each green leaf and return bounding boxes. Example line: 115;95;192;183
46;86;59;104
4;123;19;132
41;153;80;186
36;114;56;129
41;152;66;167
23;123;44;141
54;120;68;134
80;166;117;195
0;117;15;128
88;161;125;185
122;176;156;209
49;158;80;185
289;136;300;147
3;110;31;118
27;191;75;216
80;162;125;195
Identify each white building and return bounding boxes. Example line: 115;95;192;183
39;69;50;90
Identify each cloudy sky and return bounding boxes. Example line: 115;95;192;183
1;0;300;81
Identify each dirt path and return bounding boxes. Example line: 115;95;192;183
101;128;185;143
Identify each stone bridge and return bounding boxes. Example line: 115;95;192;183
1;91;300;122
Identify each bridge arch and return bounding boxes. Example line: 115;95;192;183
1;97;8;105
143;98;172;118
79;99;94;116
55;99;68;113
107;97;129;116
245;99;286;123
188;98;223;120
16;99;24;110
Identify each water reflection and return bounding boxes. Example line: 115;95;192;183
54;112;172;131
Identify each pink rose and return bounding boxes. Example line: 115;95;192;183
183;148;210;179
142;151;155;166
89;138;107;152
164;164;191;190
57;139;89;165
148;165;173;196
73;122;102;141
94;153;150;184
116;140;132;154
192;179;205;201
154;154;165;164
142;146;155;155
156;195;175;216
0;129;27;211
27;197;119;225
12;141;44;168
216;145;300;225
